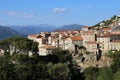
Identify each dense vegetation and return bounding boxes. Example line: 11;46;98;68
0;50;83;80
93;15;117;27
83;50;120;80
0;37;120;80
0;37;83;80
0;37;38;53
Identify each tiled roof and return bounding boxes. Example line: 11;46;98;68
29;34;38;38
28;34;43;38
51;36;56;39
82;31;94;34
111;33;120;35
111;40;120;42
102;28;111;31
86;41;97;44
97;33;110;37
61;33;66;37
71;35;83;41
82;26;89;28
40;45;56;49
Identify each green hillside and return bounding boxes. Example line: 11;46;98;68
93;15;118;27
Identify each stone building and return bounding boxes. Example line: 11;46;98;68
97;33;110;53
84;41;98;54
81;30;96;43
110;26;120;51
38;45;56;56
71;35;83;46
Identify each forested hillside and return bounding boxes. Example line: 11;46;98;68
93;15;118;27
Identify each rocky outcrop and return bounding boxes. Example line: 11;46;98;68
0;45;34;56
0;49;4;56
73;51;112;71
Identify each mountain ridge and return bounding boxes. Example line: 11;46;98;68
9;24;58;35
9;24;84;35
0;25;21;39
54;24;84;31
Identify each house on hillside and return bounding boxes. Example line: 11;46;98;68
38;45;56;56
84;41;98;54
81;30;96;42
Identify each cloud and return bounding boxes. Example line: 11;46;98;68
4;11;35;18
53;8;69;14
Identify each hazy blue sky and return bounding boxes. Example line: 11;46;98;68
0;0;119;26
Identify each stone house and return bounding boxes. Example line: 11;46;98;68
81;26;89;31
110;41;120;51
71;35;83;46
81;30;96;43
97;34;110;53
63;37;74;51
84;41;98;54
38;45;56;56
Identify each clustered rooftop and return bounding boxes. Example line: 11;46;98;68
28;25;120;56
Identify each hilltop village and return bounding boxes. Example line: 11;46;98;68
0;16;120;80
28;16;120;68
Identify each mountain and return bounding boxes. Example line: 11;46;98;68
9;24;84;35
55;24;83;31
9;24;58;35
0;25;21;39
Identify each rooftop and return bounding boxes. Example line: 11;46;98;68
86;41;97;44
40;45;56;49
71;35;83;41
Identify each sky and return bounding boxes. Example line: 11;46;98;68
0;0;120;26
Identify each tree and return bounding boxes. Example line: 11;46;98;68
0;56;17;80
35;62;48;80
47;63;71;80
0;37;39;55
114;69;120;80
15;64;31;80
110;62;120;73
84;66;98;80
97;67;113;80
69;62;84;80
52;48;72;63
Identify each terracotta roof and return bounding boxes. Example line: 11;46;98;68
71;36;83;41
28;34;43;38
97;33;110;37
111;40;120;42
102;28;111;31
29;34;38;38
40;45;56;49
51;36;56;39
82;31;94;34
82;26;90;28
37;35;43;38
111;33;120;35
61;33;66;37
86;41;97;44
